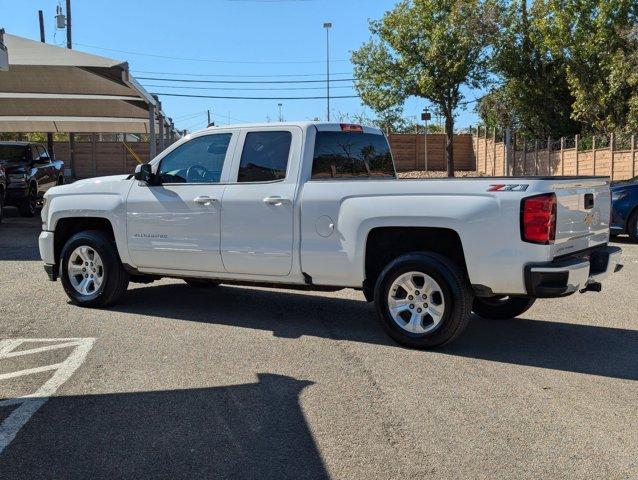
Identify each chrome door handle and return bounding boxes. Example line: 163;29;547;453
263;196;291;206
194;196;217;205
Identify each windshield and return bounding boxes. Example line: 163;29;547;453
0;145;28;162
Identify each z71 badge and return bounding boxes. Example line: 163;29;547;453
487;184;529;192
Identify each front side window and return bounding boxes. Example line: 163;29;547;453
311;131;395;179
158;134;232;184
237;131;292;182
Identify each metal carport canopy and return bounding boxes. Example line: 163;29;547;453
0;33;165;133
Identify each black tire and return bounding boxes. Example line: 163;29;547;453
472;296;536;320
374;252;473;349
184;278;220;288
627;210;638;242
0;189;4;224
57;176;65;186
18;186;37;217
60;230;129;307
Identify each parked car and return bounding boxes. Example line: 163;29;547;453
611;177;638;241
0;141;65;217
39;122;622;349
0;163;6;224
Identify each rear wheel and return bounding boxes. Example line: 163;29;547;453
472;296;536;320
18;186;37;217
627;210;638;242
374;252;473;349
60;231;129;307
184;278;220;288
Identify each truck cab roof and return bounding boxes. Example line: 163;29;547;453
197;121;384;136
0;141;32;147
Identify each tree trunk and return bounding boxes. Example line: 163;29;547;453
444;114;455;177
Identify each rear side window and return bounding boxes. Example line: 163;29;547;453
238;131;292;182
311;131;395;179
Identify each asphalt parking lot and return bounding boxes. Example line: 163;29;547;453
0;209;637;480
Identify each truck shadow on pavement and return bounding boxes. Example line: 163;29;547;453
111;284;638;382
0;373;328;480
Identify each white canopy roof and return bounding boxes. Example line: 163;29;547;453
0;34;169;133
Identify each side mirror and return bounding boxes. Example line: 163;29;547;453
134;163;156;185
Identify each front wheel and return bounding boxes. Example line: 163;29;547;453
374;252;473;349
60;230;129;307
472;296;536;320
18;186;37;217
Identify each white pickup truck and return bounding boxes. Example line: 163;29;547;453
39;122;622;348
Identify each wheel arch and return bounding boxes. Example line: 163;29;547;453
624;204;638;233
363;226;468;301
54;216;116;266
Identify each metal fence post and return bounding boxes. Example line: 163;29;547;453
610;133;615;180
592;135;597;176
492;127;496;177
523;137;528;174
632;134;636;179
512;132;517;175
534;139;539;175
547;136;552;175
575;134;580;175
560;137;565;175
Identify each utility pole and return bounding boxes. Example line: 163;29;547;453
65;0;75;177
38;10;55;160
65;0;72;49
323;22;332;122
278;103;283;122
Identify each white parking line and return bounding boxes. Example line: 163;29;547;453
0;338;95;455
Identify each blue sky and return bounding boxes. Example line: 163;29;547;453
3;0;482;132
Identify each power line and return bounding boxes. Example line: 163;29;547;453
131;69;352;78
73;42;350;65
137;76;355;84
150;92;360;100
140;83;355;91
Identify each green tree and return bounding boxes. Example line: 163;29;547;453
539;0;638;133
476;88;519;132
352;0;500;176
484;0;579;138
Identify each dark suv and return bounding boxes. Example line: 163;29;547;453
0;142;65;217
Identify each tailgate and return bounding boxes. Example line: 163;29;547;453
551;178;611;258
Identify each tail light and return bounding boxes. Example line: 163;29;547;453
340;124;364;133
521;193;557;244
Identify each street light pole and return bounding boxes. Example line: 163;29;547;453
323;22;332;122
422;109;431;171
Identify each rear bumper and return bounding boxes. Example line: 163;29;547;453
525;245;622;298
